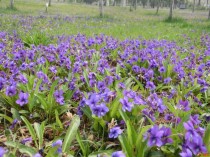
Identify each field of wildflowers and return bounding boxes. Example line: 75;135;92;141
0;1;210;157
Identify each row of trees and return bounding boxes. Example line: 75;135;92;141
8;0;210;19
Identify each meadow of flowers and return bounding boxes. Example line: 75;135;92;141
0;3;210;156
0;29;209;157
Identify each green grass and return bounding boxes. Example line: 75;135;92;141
0;0;210;43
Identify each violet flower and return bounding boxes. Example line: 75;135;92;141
120;97;134;112
5;85;17;96
54;90;65;105
0;147;6;157
112;151;126;157
16;92;29;106
109;126;123;138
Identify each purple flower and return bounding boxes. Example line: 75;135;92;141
86;93;99;107
112;151;126;157
91;103;109;117
159;66;166;73
52;139;63;154
164;113;173;121
183;121;199;141
177;100;190;111
0;77;5;90
145;81;156;91
134;95;145;105
164;77;172;84
142;108;156;122
180;148;193;157
21;137;32;144
160;127;173;145
146;125;164;147
52;139;62;147
33;153;42;157
49;66;57;74
109;126;123;138
97;81;106;91
188;136;207;155
189;114;201;125
54;90;65;105
18;74;28;84
120;97;134;112
16;92;29;106
132;65;140;73
0;147;6;157
5;85;17;96
118;82;125;89
10;119;18;129
156;98;166;113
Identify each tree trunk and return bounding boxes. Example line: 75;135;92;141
192;0;195;12
10;0;14;9
121;0;126;7
99;0;104;17
207;0;209;5
156;0;159;14
208;8;210;19
198;0;201;6
106;0;109;6
134;0;137;9
130;0;133;11
49;0;51;6
169;0;173;20
113;0;116;6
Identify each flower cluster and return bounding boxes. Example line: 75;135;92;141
144;125;173;147
180;115;207;157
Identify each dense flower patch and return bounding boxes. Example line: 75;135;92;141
0;31;210;157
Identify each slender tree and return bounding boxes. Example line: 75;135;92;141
208;7;210;19
10;0;14;9
121;0;126;6
156;0;160;14
99;0;104;17
141;0;147;8
198;0;201;6
169;0;173;20
130;0;133;11
135;0;137;9
106;0;109;6
49;0;52;6
192;0;195;12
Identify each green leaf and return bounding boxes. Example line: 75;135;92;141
76;132;87;157
46;146;59;157
110;96;121;118
11;108;21;120
130;75;144;91
36;94;48;111
28;79;42;111
136;125;152;157
34;121;45;149
118;134;133;157
0;113;13;123
204;124;210;152
62;115;80;152
83;70;90;89
55;110;63;129
163;98;178;117
5;141;37;156
21;116;38;148
48;79;59;104
136;125;152;148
